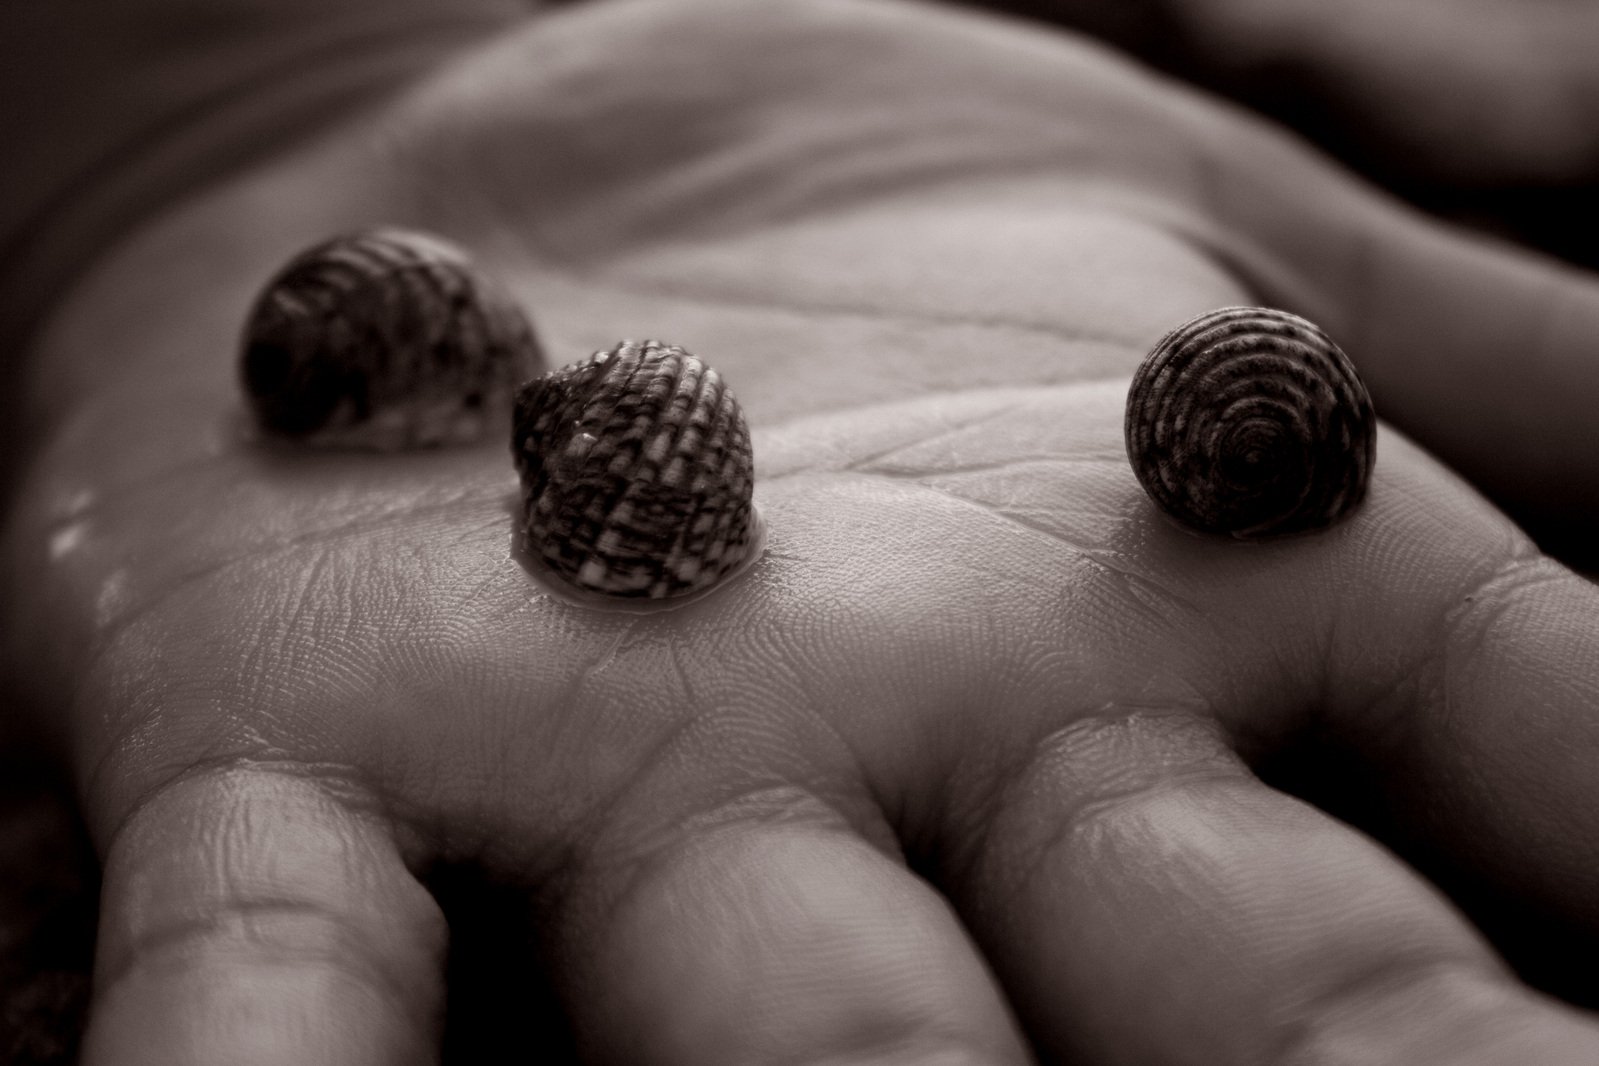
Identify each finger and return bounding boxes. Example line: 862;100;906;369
549;787;1029;1066
1332;543;1599;975
82;766;446;1066
942;707;1599;1065
993;0;1599;185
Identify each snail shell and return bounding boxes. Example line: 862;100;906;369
241;227;543;449
1125;306;1376;538
513;339;762;601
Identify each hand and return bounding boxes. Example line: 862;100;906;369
974;0;1599;189
967;0;1599;271
7;1;1599;1063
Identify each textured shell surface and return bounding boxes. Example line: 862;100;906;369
513;339;762;603
1125;306;1376;538
241;227;543;449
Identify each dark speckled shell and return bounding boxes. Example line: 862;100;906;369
1125;307;1376;538
513;340;758;600
241;227;542;448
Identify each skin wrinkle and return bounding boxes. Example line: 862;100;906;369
629;782;894;893
953;757;1567;1066
538;708;725;890
70;559;306;780
545;596;897;862
1266;957;1536;1066
792;700;906;849
864;455;1130;480
579;152;1143;264
562;772;887;955
1241;570;1344;757
663;636;704;717
1269;960;1461;1066
87;768;447;1060
568;618;647;701
740;563;961;840
586;809;882;973
65;484;506;664
846;468;1212;623
840;405;1028;475
95;898;414;1009
72;521;463;853
753;387;1131;480
1336;540;1550;760
557;818;999;1066
946;705;1237;918
1440;552;1574;647
811;1044;1010;1066
764;388;1285;795
1300;513;1406;745
87;753;383;862
575;235;1155;352
1283;456;1533;760
1409;554;1589;817
554;607;755;724
814;1008;1023;1066
435;614;730;870
276;546;336;650
997;767;1252;930
75;697;175;849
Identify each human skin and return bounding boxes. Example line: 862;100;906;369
979;0;1599;187
970;0;1599;273
5;0;1599;1063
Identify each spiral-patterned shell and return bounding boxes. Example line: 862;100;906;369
1125;306;1376;538
241;227;543;449
513;340;760;601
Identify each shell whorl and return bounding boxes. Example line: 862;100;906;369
241;227;542;448
513;340;759;601
1125;306;1376;538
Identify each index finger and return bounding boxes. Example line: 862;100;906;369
83;766;445;1066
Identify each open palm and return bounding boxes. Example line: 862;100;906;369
7;1;1599;1063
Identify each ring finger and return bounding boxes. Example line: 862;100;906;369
938;706;1599;1065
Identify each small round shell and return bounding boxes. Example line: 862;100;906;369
241;227;543;449
1125;306;1376;538
513;339;761;601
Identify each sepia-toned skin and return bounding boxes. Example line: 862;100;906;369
984;0;1599;187
5;0;1599;1063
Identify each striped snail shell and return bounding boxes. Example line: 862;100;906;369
241;227;543;449
512;339;763;602
1125;306;1376;538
